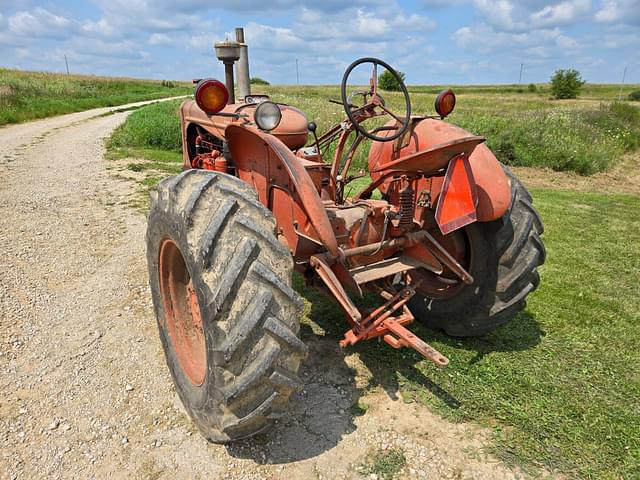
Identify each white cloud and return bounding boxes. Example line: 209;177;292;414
295;7;434;42
472;0;524;30
66;38;150;61
0;0;637;84
80;18;118;38
245;22;304;51
390;12;436;30
470;0;592;31
7;7;74;39
531;0;591;27
455;22;562;54
149;33;172;46
185;32;218;55
525;46;551;57
602;31;640;48
595;0;640;25
556;34;580;49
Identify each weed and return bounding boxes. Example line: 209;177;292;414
351;400;370;416
361;448;407;479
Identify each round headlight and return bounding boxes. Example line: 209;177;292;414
254;101;282;131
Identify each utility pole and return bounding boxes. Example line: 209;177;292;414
518;63;524;84
296;59;299;86
618;66;627;101
64;54;70;75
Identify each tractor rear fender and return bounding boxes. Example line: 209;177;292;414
225;124;340;258
369;118;511;221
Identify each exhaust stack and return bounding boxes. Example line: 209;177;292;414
235;27;251;98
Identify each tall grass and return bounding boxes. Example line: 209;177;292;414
455;102;640;174
0;68;191;125
108;85;640;176
108;100;183;153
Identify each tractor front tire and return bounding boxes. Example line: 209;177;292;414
410;166;545;337
146;170;306;442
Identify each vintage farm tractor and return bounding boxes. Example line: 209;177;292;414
146;56;545;442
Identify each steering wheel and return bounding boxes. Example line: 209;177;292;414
341;57;411;142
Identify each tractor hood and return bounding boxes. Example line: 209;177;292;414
181;98;309;150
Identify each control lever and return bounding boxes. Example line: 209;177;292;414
308;121;321;157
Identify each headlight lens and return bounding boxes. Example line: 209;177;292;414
194;79;228;114
434;89;456;118
254;101;282;131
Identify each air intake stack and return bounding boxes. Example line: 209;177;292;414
214;39;240;104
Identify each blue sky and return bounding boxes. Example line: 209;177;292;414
0;0;638;85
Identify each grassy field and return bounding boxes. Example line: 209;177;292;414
335;188;639;479
0;69;192;126
260;84;640;175
107;89;640;479
108;83;640;176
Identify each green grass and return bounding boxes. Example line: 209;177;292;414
360;448;407;479
296;189;640;479
260;84;640;175
0;68;191;126
108;100;183;156
107;90;640;478
108;84;640;177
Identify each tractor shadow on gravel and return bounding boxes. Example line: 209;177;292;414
225;285;542;464
225;329;360;463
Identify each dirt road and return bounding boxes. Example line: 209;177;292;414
0;103;525;479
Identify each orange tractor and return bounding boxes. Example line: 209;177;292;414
146;57;545;442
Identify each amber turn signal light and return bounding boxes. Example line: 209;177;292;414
435;89;456;118
194;79;229;114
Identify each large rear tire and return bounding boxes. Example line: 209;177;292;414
146;170;306;442
409;166;545;336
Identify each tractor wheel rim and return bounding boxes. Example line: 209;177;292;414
159;239;206;386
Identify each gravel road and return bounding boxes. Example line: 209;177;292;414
0;102;527;479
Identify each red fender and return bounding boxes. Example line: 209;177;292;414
225;124;340;258
369;119;511;221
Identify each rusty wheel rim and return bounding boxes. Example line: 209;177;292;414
159;239;206;386
411;228;471;299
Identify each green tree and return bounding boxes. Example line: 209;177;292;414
250;77;270;85
550;69;585;99
378;69;406;92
